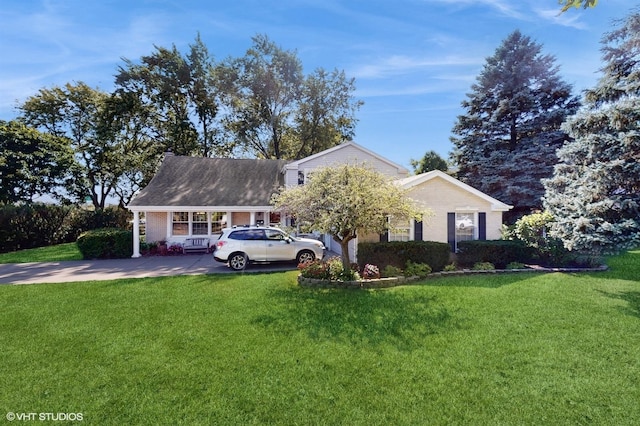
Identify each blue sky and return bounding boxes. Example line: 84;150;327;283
0;0;633;170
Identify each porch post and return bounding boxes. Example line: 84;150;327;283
250;211;256;225
132;210;141;258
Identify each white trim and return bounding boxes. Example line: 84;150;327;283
132;211;141;258
128;205;274;213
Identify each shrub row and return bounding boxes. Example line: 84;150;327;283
76;228;133;259
456;240;533;269
0;203;69;253
357;241;451;272
0;203;131;254
456;239;603;269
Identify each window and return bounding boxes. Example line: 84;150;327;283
211;212;225;234
192;212;208;235
455;212;475;248
388;216;411;242
230;229;265;240
265;229;286;240
172;212;189;235
270;212;281;226
172;211;228;236
298;171;305;185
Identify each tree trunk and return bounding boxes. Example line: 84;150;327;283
335;234;354;271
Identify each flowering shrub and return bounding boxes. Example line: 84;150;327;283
298;260;329;279
362;264;380;279
298;257;362;281
167;243;183;254
327;257;344;280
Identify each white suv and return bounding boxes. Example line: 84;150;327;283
213;226;326;270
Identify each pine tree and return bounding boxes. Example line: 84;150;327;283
451;30;580;221
543;11;640;254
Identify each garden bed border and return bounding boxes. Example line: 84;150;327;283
297;264;609;289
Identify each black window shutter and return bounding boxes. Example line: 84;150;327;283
414;220;423;241
380;231;389;242
447;213;455;252
478;212;487;240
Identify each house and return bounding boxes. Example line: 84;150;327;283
381;170;512;251
127;142;512;258
127;154;288;257
283;141;410;186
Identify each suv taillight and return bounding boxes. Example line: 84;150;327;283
216;241;226;248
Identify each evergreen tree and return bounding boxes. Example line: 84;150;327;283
543;10;640;254
410;150;449;174
450;30;580;221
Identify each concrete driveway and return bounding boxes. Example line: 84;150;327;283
0;253;301;285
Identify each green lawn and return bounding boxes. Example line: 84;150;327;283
1;251;639;425
0;243;82;263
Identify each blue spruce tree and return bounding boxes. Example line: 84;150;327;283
451;30;580;222
543;10;640;254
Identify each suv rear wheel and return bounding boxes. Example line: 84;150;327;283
228;252;248;271
296;250;316;265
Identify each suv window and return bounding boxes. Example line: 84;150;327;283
265;229;286;240
229;229;265;240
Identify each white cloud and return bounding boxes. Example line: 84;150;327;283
351;54;482;79
425;0;525;19
534;8;588;29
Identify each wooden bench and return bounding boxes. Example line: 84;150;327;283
182;237;209;254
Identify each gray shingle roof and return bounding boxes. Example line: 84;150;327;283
128;155;288;207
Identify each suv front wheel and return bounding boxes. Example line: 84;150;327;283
228;252;248;271
296;250;316;265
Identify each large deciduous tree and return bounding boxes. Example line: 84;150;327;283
97;91;160;207
271;164;427;270
0;120;75;204
115;34;224;157
543;11;640;254
19;82;121;209
222;34;362;159
450;30;580;221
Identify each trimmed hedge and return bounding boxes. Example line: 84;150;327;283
357;241;451;272
76;228;133;259
0;203;70;253
0;203;132;254
456;240;534;269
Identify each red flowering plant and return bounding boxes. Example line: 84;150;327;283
298;259;330;279
167;243;183;254
362;264;380;279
